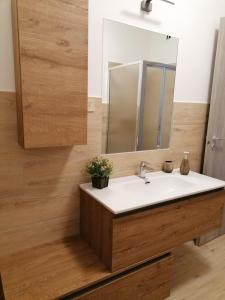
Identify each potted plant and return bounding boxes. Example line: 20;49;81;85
86;157;113;189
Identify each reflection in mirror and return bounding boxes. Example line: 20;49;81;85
102;19;179;154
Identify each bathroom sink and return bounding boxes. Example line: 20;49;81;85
80;170;225;214
122;176;196;194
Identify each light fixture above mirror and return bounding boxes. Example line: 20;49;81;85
141;0;175;13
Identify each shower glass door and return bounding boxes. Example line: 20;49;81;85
161;68;176;148
107;63;140;154
138;63;175;150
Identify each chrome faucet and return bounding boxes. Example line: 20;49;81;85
138;161;154;178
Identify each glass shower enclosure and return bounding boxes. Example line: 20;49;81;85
106;60;176;154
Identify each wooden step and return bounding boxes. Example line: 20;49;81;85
0;237;172;300
0;237;111;300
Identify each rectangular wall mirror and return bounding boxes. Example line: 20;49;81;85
102;19;179;154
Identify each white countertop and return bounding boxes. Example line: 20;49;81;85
80;170;225;215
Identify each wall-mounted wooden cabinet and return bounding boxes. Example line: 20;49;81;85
81;189;225;272
12;0;88;148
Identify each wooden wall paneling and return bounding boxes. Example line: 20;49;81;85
170;102;209;173
0;91;208;258
0;93;101;258
101;103;109;153
11;0;88;148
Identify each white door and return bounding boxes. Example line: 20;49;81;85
197;18;225;245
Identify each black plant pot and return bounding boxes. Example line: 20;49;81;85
91;177;109;189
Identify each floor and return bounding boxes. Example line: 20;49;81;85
168;235;225;300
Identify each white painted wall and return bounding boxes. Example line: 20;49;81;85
1;0;225;102
90;0;225;103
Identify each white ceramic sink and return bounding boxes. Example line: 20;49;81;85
80;170;225;214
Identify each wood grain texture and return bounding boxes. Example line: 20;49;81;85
0;92;208;258
0;236;171;300
73;255;172;300
2;233;225;300
0;238;109;300
11;0;88;148
80;191;113;270
112;190;225;271
0;92;101;258
195;205;225;246
81;189;225;272
101;103;108;153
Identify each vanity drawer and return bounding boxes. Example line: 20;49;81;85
70;254;172;300
80;189;225;272
112;190;225;271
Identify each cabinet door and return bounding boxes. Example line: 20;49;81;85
112;190;225;271
12;0;88;148
72;255;172;300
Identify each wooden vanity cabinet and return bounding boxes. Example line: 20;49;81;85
70;254;172;300
11;0;88;148
80;189;225;272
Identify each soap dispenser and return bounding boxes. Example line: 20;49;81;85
180;151;190;175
